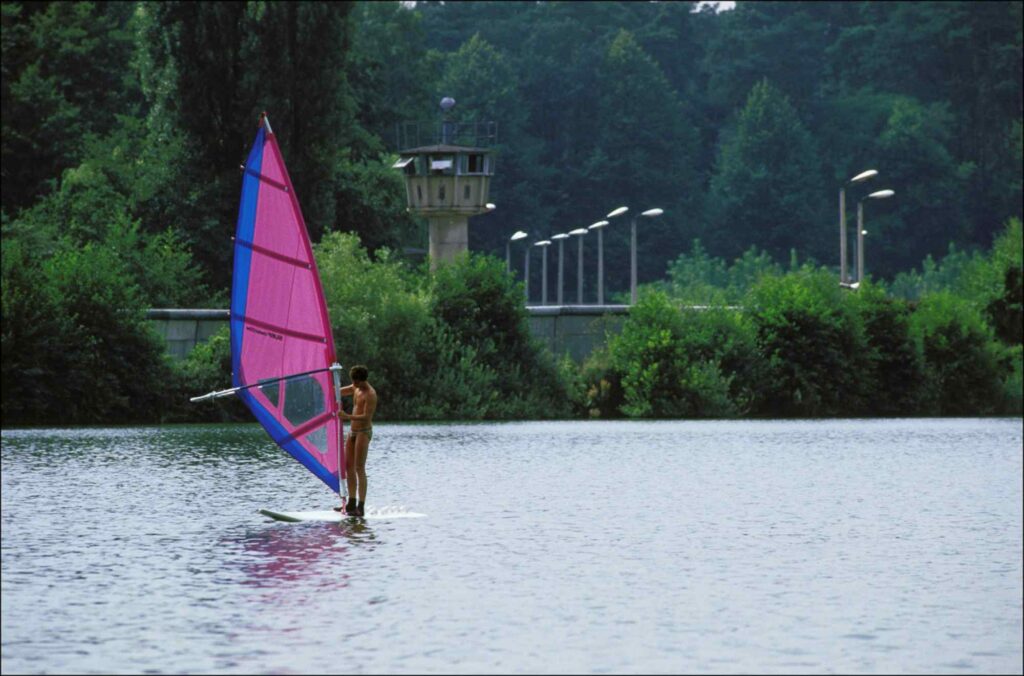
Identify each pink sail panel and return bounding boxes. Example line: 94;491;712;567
231;117;343;493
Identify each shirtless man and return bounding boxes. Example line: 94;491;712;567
336;365;377;517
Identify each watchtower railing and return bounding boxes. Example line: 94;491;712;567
395;120;498;150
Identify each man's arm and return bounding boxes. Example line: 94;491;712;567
339;384;355;397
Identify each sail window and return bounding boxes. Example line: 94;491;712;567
283;375;326;427
259;378;280;407
306;427;328;454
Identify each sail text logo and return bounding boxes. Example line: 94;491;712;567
247;326;283;341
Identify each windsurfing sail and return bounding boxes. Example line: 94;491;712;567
227;114;344;494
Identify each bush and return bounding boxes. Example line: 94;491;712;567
42;241;176;423
429;252;570;419
847;285;928;415
317;231;437;419
316;237;569;420
571;347;625;419
1;234;178;425
1;239;71;424
910;292;1006;415
604;290;756;418
747;267;870;417
166;326;248;422
1001;345;1023;415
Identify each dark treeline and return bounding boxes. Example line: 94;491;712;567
4;2;1022;290
1;1;1021;425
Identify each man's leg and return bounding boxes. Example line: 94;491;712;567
344;435;358;512
355;433;370;513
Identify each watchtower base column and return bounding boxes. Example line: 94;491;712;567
428;215;470;269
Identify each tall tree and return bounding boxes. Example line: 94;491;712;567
583;29;703;290
348;2;436;152
867;97;972;277
829;1;1023;247
707;79;827;264
1;1;139;215
436;33;551;263
141;1;359;284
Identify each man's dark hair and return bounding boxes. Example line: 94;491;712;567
350;365;369;382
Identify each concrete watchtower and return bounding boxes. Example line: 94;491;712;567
392;97;496;269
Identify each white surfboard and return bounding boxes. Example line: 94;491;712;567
259;508;427;523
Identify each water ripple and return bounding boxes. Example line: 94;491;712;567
2;419;1021;673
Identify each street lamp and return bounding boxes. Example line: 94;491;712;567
506;230;527;274
634;208;664;304
524;235;531;302
606;206;663;304
606;206;629;302
534;240;552;305
588;220;609;305
551;233;569;306
856;189;894;284
569;228;588;304
839;169;877;284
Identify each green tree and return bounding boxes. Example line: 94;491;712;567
1;235;177;425
829;2;1023;244
437;33;551;265
703;1;838;119
1;1;139;214
348;2;437;148
910;292;1006;415
867;97;972;277
984;218;1023;346
605;290;758;418
585;30;702;291
430;253;570;418
141;1;361;284
847;285;927;415
316;232;437;419
1;239;70;424
747;267;870;417
707;79;827;264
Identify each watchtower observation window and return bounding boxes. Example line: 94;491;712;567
430;156;454;175
460;154;488;175
392;155;417;176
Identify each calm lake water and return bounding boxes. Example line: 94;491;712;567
2;419;1022;674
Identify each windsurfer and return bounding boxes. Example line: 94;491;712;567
335;365;377;517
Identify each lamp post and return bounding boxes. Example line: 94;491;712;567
606;206;629;301
857;189;894;284
839;170;877;285
506;230;527;274
524;236;531;302
588;220;609;304
551;233;569;306
606;206;663;304
635;209;664;304
534;240;552;305
569;228;588;304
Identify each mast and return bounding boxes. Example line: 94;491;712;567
332;362;346;501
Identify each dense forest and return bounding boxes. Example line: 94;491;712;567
2;1;1022;424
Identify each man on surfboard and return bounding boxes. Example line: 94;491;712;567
336;365;377;517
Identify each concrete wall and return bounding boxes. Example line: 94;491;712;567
146;309;229;361
146;306;629;363
525;305;630;362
